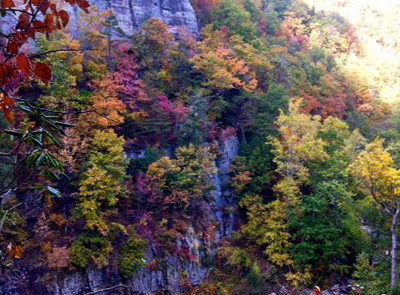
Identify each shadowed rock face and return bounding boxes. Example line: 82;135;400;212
75;0;199;36
1;0;199;38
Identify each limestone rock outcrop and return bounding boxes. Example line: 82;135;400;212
70;0;199;36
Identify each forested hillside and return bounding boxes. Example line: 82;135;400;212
0;0;399;294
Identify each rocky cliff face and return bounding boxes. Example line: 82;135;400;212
210;132;240;240
0;135;239;295
1;0;199;38
0;3;219;293
69;0;199;37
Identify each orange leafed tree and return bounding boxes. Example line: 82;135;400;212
191;26;258;92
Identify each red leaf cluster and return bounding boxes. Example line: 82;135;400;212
0;0;90;120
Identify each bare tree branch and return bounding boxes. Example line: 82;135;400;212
0;202;22;234
29;49;79;59
83;284;130;295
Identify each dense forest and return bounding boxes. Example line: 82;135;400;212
0;0;400;294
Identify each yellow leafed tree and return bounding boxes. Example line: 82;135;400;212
349;138;400;289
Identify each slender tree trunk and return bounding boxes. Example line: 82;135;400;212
391;205;400;288
128;0;138;31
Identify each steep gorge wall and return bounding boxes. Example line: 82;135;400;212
0;135;239;295
69;0;199;36
0;4;235;294
47;135;239;295
0;0;199;39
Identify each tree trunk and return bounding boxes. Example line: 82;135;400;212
391;205;400;288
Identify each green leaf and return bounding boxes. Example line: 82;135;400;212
18;105;33;113
46;186;61;198
43;129;63;148
43;169;60;181
46;153;63;170
36;153;46;167
43;115;60;120
29;134;44;147
26;150;41;167
4;129;24;137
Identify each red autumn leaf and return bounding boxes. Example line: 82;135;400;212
17;53;32;75
0;63;16;86
56;19;62;30
13;246;25;259
26;28;36;40
0;94;16;122
35;62;52;84
18;13;31;29
1;0;15;9
31;0;43;6
58;10;69;27
39;0;51;13
0;64;9;86
6;40;20;54
45;14;56;32
33;20;46;33
65;0;89;12
77;0;90;12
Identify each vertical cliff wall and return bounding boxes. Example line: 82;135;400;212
1;0;199;38
0;135;239;295
70;0;199;36
0;3;235;294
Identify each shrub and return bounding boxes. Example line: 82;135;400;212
70;231;112;269
118;232;147;278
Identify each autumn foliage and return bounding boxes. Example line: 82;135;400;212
0;0;89;120
1;0;400;293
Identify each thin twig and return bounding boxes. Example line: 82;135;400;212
0;202;22;234
83;284;130;295
29;49;79;59
0;189;13;201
